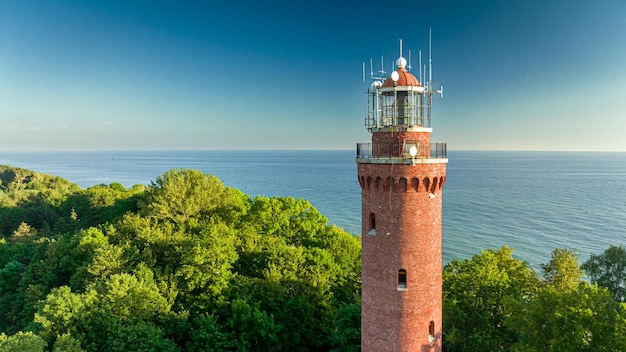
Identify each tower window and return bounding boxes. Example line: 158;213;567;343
368;213;376;235
398;269;407;290
428;321;436;343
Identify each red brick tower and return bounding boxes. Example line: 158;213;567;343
357;38;447;352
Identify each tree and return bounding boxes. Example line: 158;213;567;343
225;299;281;352
174;223;238;308
52;333;85;352
507;283;626;351
97;267;171;322
97;319;180;352
541;248;583;291
442;246;540;351
59;183;145;230
0;166;80;236
11;222;38;242
0;260;28;333
244;196;329;247
582;244;626;302
0;331;47;352
33;276;179;352
141;168;247;226
33;286;96;342
107;213;238;312
330;303;361;352
0;166;365;351
185;314;231;352
228;205;360;352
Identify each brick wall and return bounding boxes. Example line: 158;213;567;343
358;161;446;352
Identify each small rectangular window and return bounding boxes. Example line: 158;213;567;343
398;269;407;290
428;321;436;343
368;213;376;235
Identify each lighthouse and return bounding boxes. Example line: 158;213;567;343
357;37;447;352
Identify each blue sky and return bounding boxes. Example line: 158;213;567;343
1;0;625;151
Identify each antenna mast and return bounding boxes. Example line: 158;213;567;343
408;50;412;71
428;27;433;127
429;27;433;86
419;50;422;84
362;61;366;83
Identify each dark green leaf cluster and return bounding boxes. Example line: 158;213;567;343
582;245;626;302
0;167;361;351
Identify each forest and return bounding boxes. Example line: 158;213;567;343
0;164;625;352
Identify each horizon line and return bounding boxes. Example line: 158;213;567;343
2;148;626;153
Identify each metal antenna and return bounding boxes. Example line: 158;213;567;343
428;28;444;98
429;27;433;85
379;56;386;77
370;58;374;79
399;38;403;59
408;50;412;71
419;50;422;84
362;61;366;83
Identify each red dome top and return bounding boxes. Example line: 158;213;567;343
382;66;420;87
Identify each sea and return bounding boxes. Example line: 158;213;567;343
1;150;625;269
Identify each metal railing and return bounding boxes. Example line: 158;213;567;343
430;142;447;159
356;141;447;159
365;113;432;130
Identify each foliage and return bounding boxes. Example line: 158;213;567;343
582;244;626;302
330;303;361;352
0;165;143;237
443;246;540;351
541;247;583;291
0;331;47;352
443;246;626;352
52;333;84;352
507;283;626;351
7;164;626;352
184;314;230;352
140;168;247;226
504;247;626;351
0;166;362;351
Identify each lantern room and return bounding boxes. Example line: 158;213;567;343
366;56;428;130
364;40;443;132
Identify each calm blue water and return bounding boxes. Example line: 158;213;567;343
2;150;625;268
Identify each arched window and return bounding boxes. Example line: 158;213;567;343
368;213;376;235
399;177;407;192
375;177;383;191
428;321;436;343
398;269;407;290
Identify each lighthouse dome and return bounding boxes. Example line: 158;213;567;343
382;65;420;87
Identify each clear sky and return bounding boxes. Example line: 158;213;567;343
1;0;625;151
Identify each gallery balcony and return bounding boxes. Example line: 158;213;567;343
356;141;447;161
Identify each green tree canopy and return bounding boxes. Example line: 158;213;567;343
443;246;540;351
141;168;248;226
0;331;47;352
507;283;626;351
541;248;583;291
582;244;626;302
